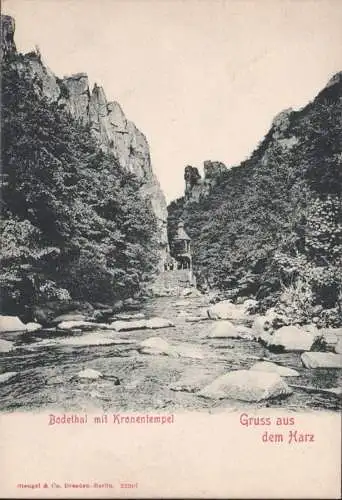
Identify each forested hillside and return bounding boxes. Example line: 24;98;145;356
1;49;159;318
168;73;342;327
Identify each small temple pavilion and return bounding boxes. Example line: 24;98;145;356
172;221;192;270
158;221;195;290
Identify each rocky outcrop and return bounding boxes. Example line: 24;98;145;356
184;161;227;202
0;15;16;58
1;15;169;268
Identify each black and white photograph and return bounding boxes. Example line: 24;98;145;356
0;0;341;498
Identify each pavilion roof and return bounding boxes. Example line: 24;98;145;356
174;222;191;241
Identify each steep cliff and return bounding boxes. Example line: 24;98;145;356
0;15;16;58
1;16;169;267
184;161;227;202
1;14;168;317
168;72;342;326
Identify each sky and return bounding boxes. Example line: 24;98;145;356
3;0;342;202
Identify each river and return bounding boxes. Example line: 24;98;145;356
0;295;341;413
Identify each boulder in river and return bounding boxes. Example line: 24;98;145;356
260;326;316;352
51;313;87;325
0;315;26;332
139;337;179;357
0;371;18;383
25;322;42;332
57;320;97;331
249;361;299;377
110;319;147;331
207;300;246;321
198;370;292;401
0;316;42;334
207;321;253;339
301;352;342;369
145;318;175;329
77;368;103;380
0;339;15;353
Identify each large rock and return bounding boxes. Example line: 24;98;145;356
0;339;15;353
249;361;299;377
0;316;41;333
51;313;87;324
301;352;342;369
77;369;103;380
25;322;42;332
0;372;17;383
198;370;292;401
139;337;178;357
261;326;316;352
110;319;147;331
207;301;246;321
0;316;26;333
57;320;97;331
146;318;175;329
207;321;254;339
146;318;175;330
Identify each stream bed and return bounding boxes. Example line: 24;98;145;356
0;296;341;413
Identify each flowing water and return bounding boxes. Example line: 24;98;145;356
0;296;341;413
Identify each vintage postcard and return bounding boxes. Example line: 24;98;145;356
0;0;341;498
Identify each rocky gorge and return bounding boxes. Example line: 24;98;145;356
1;14;341;414
1;14;169;268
